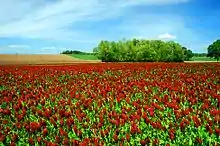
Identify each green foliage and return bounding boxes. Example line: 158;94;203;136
93;39;190;62
61;49;96;55
182;47;194;61
207;39;220;62
193;53;207;57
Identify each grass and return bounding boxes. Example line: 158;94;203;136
68;54;99;60
190;56;217;61
67;54;218;62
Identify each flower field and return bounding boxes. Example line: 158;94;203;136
0;63;220;146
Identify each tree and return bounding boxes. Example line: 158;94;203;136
167;41;184;62
207;39;220;62
95;40;110;62
182;47;194;61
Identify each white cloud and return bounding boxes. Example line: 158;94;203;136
8;44;31;48
158;33;177;39
119;0;190;7
40;46;58;54
0;0;191;41
0;44;31;54
41;46;56;51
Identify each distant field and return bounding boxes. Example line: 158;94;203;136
68;54;99;60
191;56;216;61
0;54;101;65
67;54;217;62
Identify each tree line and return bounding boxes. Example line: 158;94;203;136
60;39;220;62
193;53;207;57
61;50;95;55
93;39;193;62
207;39;220;62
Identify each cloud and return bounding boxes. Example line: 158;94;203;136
158;33;177;39
41;46;56;51
8;44;31;48
40;46;58;54
0;0;191;41
119;0;190;7
0;44;31;54
0;45;63;54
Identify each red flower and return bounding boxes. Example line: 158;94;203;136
12;134;18;142
153;102;164;111
0;135;5;142
77;130;82;138
169;129;175;141
59;128;67;137
10;142;16;146
121;113;127;120
215;128;220;136
60;119;64;126
116;96;121;103
63;138;69;145
37;137;41;143
29;137;34;145
153;138;159;145
72;140;79;145
3;108;11;115
113;133;118;142
50;118;57;127
43;128;48;136
47;142;58;146
192;116;201;128
146;137;150;143
55;136;61;143
180;118;190;130
30;122;40;132
130;122;139;134
147;107;154;116
140;140;146;146
195;137;203;144
126;134;130;142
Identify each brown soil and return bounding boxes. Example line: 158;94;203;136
0;54;101;65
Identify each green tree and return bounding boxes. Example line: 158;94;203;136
207;39;220;62
136;40;153;62
167;41;184;62
182;47;194;61
96;40;112;62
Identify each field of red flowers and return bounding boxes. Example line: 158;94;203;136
0;63;220;146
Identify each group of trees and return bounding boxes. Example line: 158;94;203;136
207;39;220;62
93;39;193;62
60;39;220;62
61;50;95;55
193;53;207;57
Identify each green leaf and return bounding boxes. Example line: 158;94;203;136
0;102;7;109
30;114;38;121
0;85;6;91
189;139;193;146
68;131;80;140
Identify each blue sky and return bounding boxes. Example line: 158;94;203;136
0;0;219;54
